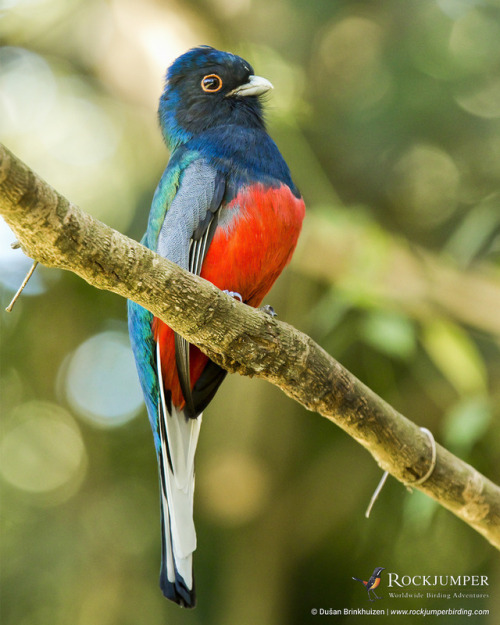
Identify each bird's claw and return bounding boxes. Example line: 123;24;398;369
260;304;277;318
223;290;243;302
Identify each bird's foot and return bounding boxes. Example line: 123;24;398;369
259;304;277;318
223;290;243;302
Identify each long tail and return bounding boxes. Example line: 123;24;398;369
156;342;201;608
352;577;367;586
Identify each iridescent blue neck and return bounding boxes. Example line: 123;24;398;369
158;90;193;150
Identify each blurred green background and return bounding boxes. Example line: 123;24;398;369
1;0;500;623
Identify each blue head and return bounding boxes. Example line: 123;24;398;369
158;46;273;150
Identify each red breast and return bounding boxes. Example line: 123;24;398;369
155;183;305;409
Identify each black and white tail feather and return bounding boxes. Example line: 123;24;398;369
152;160;227;606
156;342;201;608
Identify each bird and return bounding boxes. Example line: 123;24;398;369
127;46;305;608
352;567;385;601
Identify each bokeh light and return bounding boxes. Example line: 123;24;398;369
0;401;87;503
316;16;392;111
388;144;461;228
449;8;500;73
455;77;500;119
62;329;143;427
0;47;57;136
198;450;270;525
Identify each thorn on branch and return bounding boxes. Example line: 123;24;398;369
5;260;39;313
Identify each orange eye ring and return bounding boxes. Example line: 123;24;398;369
201;74;223;93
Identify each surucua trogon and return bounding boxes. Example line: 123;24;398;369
128;46;305;607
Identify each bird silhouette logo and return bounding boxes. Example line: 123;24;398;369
352;567;385;601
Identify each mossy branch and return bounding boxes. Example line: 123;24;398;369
1;142;499;549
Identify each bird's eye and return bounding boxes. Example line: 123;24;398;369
201;74;223;93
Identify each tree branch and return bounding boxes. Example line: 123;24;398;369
1;142;499;549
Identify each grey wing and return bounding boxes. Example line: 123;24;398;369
157;159;225;418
